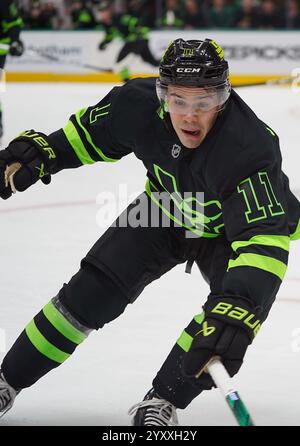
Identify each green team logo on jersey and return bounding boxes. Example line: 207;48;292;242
152;164;224;235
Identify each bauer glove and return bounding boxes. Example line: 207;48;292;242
0;130;58;199
183;296;262;387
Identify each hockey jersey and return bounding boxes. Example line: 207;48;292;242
0;0;23;56
47;77;300;316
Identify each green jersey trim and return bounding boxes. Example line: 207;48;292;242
290;218;300;241
231;235;290;253
227;253;287;280
63;120;95;165
1;17;23;33
75;108;119;163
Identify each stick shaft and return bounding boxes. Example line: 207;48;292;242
26;48;113;73
206;358;255;426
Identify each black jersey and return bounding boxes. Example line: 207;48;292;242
0;0;22;54
100;13;149;47
47;77;300;310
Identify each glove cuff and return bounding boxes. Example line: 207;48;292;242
204;295;262;341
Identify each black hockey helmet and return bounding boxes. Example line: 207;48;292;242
157;38;231;113
160;38;229;87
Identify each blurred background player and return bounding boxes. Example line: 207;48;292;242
98;0;160;81
0;0;24;143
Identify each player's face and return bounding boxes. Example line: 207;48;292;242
168;86;219;149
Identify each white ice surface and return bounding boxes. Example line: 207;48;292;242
0;83;300;426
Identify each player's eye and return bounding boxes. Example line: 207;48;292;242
174;98;187;108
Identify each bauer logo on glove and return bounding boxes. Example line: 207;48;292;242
0;130;58;199
183;296;262;383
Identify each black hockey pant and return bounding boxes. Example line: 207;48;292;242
1;193;232;409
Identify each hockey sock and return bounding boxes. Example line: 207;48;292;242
1;295;91;390
153;313;210;409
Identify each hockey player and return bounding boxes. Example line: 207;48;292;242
98;0;160;81
0;38;300;425
0;0;23;141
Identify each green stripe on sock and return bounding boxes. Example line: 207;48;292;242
63;120;95;165
43;302;87;345
227;253;287;280
25;320;70;364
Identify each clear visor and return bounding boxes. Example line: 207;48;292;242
156;79;231;114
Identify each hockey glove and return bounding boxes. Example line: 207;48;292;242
183;296;262;386
9;40;24;57
0;130;58;199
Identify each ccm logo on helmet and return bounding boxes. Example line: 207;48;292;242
176;68;201;73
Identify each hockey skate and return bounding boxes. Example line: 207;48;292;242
128;388;178;426
0;369;18;418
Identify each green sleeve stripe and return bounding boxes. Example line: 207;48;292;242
227;253;287;280
75;108;119;163
231;235;290;253
25;320;70;364
177;330;193;352
2;18;23;33
63;120;95;165
42;302;87;345
290;219;300;241
0;49;9;55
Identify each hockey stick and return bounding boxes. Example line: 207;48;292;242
204;356;255;426
1;43;113;73
25;48;113;73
